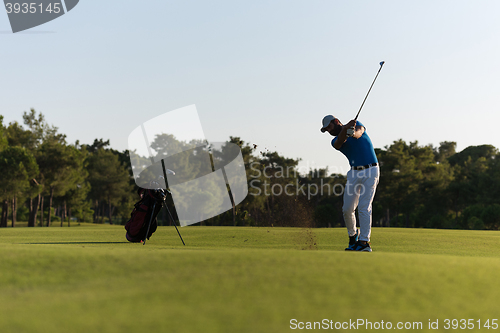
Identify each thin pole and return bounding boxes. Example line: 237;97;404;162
142;201;156;245
161;159;185;246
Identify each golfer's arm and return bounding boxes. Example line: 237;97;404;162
352;125;365;139
333;128;348;149
334;125;364;149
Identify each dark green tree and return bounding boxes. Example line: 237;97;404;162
433;141;457;163
36;141;86;226
0;147;38;227
376;140;423;227
5;121;44;226
22;109;68;226
0;116;7;152
87;147;133;224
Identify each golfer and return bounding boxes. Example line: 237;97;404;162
320;115;379;252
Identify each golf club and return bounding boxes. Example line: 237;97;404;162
354;61;385;122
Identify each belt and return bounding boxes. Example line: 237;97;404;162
352;163;378;171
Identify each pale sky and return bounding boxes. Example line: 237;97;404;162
2;0;500;175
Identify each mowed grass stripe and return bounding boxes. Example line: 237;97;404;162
0;226;499;333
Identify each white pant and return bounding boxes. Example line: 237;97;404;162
343;166;379;242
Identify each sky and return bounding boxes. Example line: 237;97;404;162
2;0;500;175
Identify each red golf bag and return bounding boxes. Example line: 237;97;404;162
125;188;165;243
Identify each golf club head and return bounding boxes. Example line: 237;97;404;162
380;61;385;66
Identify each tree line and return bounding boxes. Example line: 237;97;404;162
214;138;500;231
1;110;498;230
0;110;132;227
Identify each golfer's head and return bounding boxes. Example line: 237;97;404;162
320;115;342;136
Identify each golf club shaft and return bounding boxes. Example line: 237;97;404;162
161;159;186;246
354;61;385;122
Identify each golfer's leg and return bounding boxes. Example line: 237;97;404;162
343;170;360;237
357;167;380;242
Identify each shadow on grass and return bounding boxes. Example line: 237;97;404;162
20;242;130;245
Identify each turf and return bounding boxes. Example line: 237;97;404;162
1;225;499;332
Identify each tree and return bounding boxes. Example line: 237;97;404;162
376;140;423;227
434;141;457;163
21;109;68;226
5;121;44;226
211;137;264;226
306;169;346;228
448;144;498;167
375;140;455;228
414;154;454;228
249;149;308;227
22;108;65;146
86;138;111;153
0;116;8;152
58;181;91;226
0;147;38;227
86;147;133;224
36;141;86;226
446;145;499;227
6;121;35;150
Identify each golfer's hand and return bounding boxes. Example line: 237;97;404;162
346;120;356;137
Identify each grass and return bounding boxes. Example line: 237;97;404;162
1;225;499;332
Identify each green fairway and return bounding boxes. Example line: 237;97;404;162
1;225;499;333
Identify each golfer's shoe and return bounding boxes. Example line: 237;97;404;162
352;241;372;252
344;229;360;251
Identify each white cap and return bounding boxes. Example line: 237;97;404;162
320;115;335;133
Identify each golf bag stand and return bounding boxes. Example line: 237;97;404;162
160;161;185;246
142;201;157;245
163;190;185;246
143;188;185;246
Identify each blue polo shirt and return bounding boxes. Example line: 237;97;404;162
331;121;378;167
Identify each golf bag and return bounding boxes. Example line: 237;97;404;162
125;188;166;243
